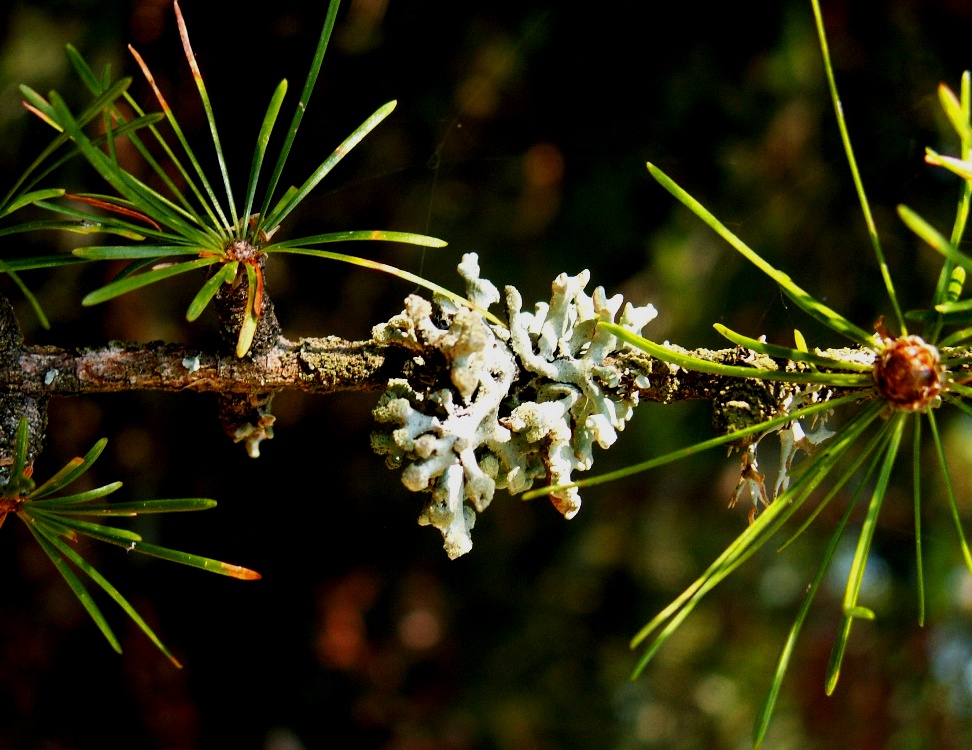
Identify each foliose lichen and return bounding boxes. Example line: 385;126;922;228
371;253;657;558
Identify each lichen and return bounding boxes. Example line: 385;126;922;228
720;374;839;523
371;253;657;558
772;388;836;499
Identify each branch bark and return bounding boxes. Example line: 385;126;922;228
0;337;409;396
0;334;874;414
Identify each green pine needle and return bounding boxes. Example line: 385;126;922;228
1;419;258;662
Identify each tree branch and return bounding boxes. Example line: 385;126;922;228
0;336;410;396
0;335;872;406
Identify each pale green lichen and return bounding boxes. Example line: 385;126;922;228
371;253;657;558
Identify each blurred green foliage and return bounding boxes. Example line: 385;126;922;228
2;1;972;748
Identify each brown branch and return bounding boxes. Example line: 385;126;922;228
0;322;904;462
0;334;874;413
0;336;410;396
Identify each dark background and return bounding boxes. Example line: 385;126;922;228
1;1;972;748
